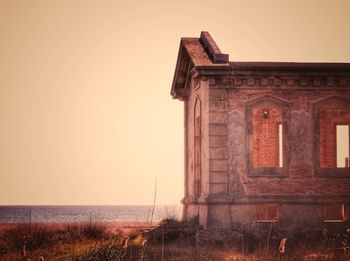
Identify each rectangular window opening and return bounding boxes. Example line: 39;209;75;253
256;204;279;222
324;204;346;222
252;108;283;168
336;125;349;168
319;108;350;169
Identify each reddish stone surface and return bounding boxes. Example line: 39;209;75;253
252;108;282;167
172;31;350;229
225;90;350;195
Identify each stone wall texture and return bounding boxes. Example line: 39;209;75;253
172;32;350;231
226;88;350;195
181;67;350;230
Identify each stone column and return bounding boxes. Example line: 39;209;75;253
207;88;228;195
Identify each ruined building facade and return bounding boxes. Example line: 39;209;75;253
171;32;350;230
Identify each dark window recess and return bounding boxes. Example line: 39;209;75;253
324;204;346;222
194;116;201;197
194;98;202;197
256;204;280;222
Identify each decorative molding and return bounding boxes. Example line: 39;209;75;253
213;75;350;89
193;76;200;90
173;71;350;99
182;194;350;205
209;78;216;86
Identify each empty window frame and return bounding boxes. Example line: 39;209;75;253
324;204;346;222
252;108;283;167
319;108;350;168
256;204;280;222
246;97;290;177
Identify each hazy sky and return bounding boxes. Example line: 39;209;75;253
1;0;350;205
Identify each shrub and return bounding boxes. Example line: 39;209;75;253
76;241;126;261
80;222;108;240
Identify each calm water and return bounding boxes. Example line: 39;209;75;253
0;205;182;223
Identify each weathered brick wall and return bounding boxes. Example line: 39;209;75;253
172;34;350;228
184;75;350;201
225;88;350;195
252;108;282;167
320;108;350;167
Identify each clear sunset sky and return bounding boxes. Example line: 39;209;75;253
1;0;350;205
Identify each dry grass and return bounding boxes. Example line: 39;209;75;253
0;222;121;260
0;221;349;260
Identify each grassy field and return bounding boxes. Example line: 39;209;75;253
0;220;349;260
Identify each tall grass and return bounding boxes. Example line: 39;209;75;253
1;220;349;260
0;222;113;258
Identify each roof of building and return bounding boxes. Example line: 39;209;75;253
181;38;228;67
170;32;231;99
171;32;350;99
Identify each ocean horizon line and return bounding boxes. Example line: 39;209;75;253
0;204;181;207
0;205;182;223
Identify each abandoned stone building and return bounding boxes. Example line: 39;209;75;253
170;31;350;230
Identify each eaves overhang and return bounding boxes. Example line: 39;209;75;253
170;32;230;100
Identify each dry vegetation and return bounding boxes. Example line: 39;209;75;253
0;220;349;261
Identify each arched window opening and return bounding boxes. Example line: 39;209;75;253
246;96;290;177
194;98;202;197
252;108;283;167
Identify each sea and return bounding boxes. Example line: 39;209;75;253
0;205;182;223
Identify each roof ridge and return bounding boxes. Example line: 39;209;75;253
199;31;229;64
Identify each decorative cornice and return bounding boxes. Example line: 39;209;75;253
213;75;350;89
